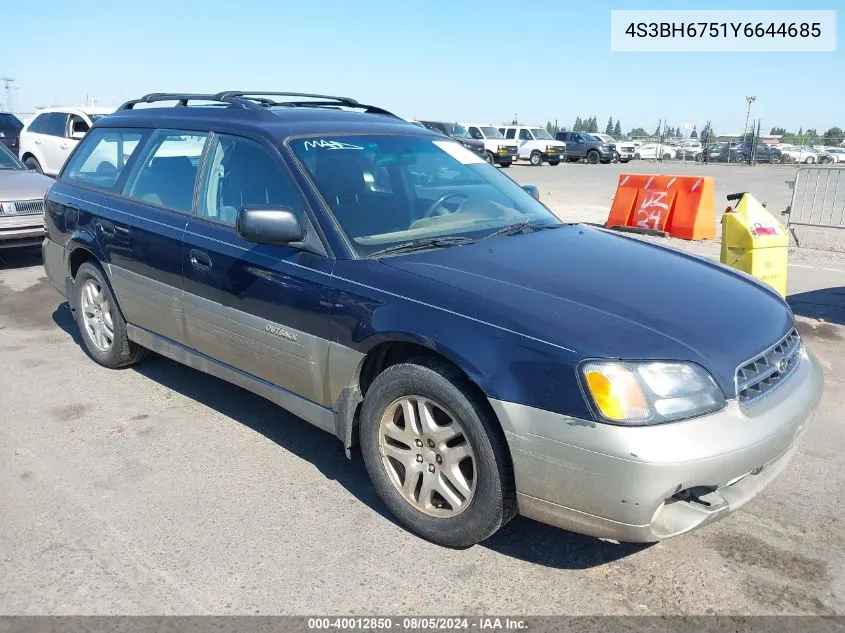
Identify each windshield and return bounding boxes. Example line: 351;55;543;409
291;134;559;256
448;124;471;139
593;134;613;142
0;143;24;170
479;126;504;139
531;128;554;140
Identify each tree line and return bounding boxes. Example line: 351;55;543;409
769;126;844;145
541;116;697;140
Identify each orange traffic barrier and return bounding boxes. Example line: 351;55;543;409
605;174;716;240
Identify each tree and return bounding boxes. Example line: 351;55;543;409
613;120;622;136
629;127;648;138
798;126;803;136
588;116;598;133
770;126;787;135
605;117;614;135
823;127;844;144
574;116;583;132
653;123;661;137
690;127;698;139
546;121;556;134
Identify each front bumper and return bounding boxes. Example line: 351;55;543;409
542;149;564;161
0;215;46;248
494;149;517;164
490;345;823;542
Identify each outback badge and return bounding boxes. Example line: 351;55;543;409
265;323;297;342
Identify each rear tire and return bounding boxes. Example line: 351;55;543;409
73;262;147;369
484;151;495;165
804;156;815;164
586;150;599;164
633;153;641;160
529;151;543;166
359;358;516;548
23;156;43;173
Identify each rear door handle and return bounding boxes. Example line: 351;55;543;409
189;249;212;270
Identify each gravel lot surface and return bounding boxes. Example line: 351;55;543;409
0;161;842;615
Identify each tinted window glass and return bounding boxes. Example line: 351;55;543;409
63;129;144;190
468;127;483;140
519;129;533;141
505;129;515;139
69;115;90;136
198;134;303;226
0;143;24;169
44;112;69;137
27;113;49;134
124;130;207;213
0;113;23;131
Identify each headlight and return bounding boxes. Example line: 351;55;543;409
579;360;725;425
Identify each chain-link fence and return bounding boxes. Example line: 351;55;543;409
622;136;845;165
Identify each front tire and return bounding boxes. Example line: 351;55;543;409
484;151;495;165
529;151;543;166
359;358;515;548
804;156;815;164
633;153;641;160
586;150;600;164
73;262;147;369
498;161;511;168
548;160;560;166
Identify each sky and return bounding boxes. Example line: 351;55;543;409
2;0;842;135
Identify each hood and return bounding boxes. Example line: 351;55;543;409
382;225;793;395
452;137;485;150
0;170;53;202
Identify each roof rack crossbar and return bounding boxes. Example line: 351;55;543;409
215;91;361;106
117;93;265;111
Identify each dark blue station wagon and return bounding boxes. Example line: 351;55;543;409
42;92;823;547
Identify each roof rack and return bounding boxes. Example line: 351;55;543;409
217;91;400;119
117;93;266;111
117;91;400;118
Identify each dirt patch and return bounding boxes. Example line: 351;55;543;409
0;276;62;332
49;403;87;422
712;533;827;584
796;320;843;342
741;577;835;615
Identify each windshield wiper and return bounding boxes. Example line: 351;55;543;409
480;221;563;241
367;236;477;258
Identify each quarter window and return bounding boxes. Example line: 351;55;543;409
198;134;303;226
27;113;50;134
124;130;208;214
62;129;145;191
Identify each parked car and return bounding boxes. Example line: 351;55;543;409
43;90;822;548
633;143;672;160
554;131;614;164
591;133;634;162
498;125;566;165
18;106;115;175
0;112;24;154
464;123;518;167
811;148;834;164
417;121;486;159
672;139;702;159
778;144;819;164
0;142;54;248
823;147;845;163
709;142;781;164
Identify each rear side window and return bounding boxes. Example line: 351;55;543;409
27;113;49;134
44;112;69;137
198;134;303;226
124;130;208;214
63;128;145;191
0;113;22;131
505;128;515;139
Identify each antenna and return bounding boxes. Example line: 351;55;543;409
1;77;18;113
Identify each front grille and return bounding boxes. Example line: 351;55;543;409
736;328;802;407
9;200;45;216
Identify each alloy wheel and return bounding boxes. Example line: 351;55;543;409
378;396;476;518
80;278;115;352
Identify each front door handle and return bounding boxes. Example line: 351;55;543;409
98;220;115;237
189;249;212;271
60;143;69;150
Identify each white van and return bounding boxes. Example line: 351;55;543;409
497;125;567;166
463;123;519;167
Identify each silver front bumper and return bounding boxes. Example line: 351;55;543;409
490;346;824;542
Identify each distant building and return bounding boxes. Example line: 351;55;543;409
717;133;783;145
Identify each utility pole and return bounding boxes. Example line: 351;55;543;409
1;77;17;113
743;96;756;140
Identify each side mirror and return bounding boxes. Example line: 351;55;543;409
522;184;540;201
236;207;304;245
70;130;86;140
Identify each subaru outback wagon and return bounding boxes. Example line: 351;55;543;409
42;91;823;548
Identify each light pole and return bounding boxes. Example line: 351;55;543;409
1;77;17;113
743;96;756;140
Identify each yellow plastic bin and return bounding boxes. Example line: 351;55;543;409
720;193;788;297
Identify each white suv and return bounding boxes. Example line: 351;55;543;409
19;106;114;175
498;125;567;166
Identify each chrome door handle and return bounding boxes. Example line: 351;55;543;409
189;249;212;270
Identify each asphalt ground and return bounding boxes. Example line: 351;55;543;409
0;161;842;615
